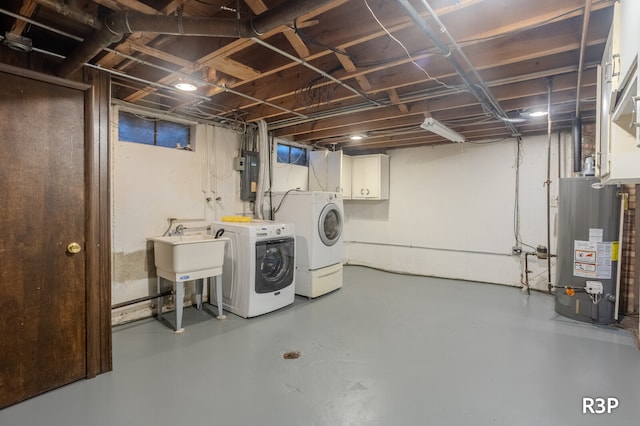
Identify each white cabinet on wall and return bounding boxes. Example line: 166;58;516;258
308;150;329;191
309;150;352;199
596;0;639;184
351;154;389;200
328;151;351;199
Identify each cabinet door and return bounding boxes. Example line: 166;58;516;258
327;151;352;198
308;150;329;191
352;156;381;199
342;155;352;199
596;30;615;178
616;0;639;83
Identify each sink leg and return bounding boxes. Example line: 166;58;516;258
175;281;184;333
214;275;225;320
195;279;203;310
157;276;163;320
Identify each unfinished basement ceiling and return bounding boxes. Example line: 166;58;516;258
0;0;614;153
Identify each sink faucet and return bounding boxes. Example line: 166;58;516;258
174;225;185;236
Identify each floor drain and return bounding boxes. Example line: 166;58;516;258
283;351;301;360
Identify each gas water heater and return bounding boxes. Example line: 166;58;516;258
555;177;621;324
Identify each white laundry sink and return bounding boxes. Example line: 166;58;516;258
151;234;228;281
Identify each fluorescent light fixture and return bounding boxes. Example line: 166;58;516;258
174;80;198;91
350;135;363;140
528;110;548;117
420;117;465;143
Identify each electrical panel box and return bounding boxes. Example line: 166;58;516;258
240;151;259;201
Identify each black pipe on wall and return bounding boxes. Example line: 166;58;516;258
572;113;582;174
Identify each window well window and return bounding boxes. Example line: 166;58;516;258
277;143;308;166
118;111;191;149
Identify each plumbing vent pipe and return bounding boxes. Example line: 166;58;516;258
572;113;582;174
56;0;335;77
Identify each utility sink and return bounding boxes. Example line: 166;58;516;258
151;234;229;282
151;234;230;333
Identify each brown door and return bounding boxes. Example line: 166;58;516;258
0;71;87;408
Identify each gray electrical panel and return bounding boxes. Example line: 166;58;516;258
240;151;259;201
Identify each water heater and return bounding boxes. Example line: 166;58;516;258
555;177;621;324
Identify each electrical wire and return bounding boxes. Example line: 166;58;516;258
512;137;537;251
272;187;303;215
363;0;461;93
295;65;343;108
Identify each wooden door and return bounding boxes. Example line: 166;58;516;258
0;71;87;408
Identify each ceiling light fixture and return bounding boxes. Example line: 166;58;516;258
174;80;198;91
420;117;465;143
528;110;548;117
350;135;364;140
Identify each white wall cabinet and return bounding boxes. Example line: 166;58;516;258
351;154;389;200
308;150;352;198
327;151;351;199
596;0;639;184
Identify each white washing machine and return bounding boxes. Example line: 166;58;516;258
272;191;344;298
210;220;295;318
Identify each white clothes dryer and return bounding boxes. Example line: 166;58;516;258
272;191;344;298
210;221;295;318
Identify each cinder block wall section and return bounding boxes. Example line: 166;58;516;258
621;185;637;315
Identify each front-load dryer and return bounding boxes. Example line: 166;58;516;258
272;191;344;298
210;220;295;318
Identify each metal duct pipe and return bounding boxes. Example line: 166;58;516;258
57;0;335;77
103;13;248;37
572;113;582;173
33;0;101;29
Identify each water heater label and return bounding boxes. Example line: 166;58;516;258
573;240;612;279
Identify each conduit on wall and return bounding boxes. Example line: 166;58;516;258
254;120;268;220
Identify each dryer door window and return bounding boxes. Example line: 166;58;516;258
319;203;343;247
255;238;295;294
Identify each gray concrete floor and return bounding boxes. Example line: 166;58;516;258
1;266;639;425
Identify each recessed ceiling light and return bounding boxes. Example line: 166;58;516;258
174;81;198;91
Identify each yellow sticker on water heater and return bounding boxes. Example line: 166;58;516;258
611;241;619;261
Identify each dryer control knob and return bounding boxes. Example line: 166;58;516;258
276;228;281;235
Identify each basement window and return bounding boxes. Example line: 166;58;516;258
277;143;308;166
118;111;192;149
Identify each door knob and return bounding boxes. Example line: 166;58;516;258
67;242;82;254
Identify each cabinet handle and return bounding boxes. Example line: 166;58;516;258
612;54;620;78
605;60;612;83
605;54;621;84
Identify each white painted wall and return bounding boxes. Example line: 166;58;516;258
111;117;572;325
111;112;249;324
344;134;573;290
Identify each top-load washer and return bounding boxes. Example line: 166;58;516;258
272;191;344;298
210;220;295;318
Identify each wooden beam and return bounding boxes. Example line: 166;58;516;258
284;30;311;58
244;0;268;15
387;89;409;113
335;52;371;91
10;0;37;36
